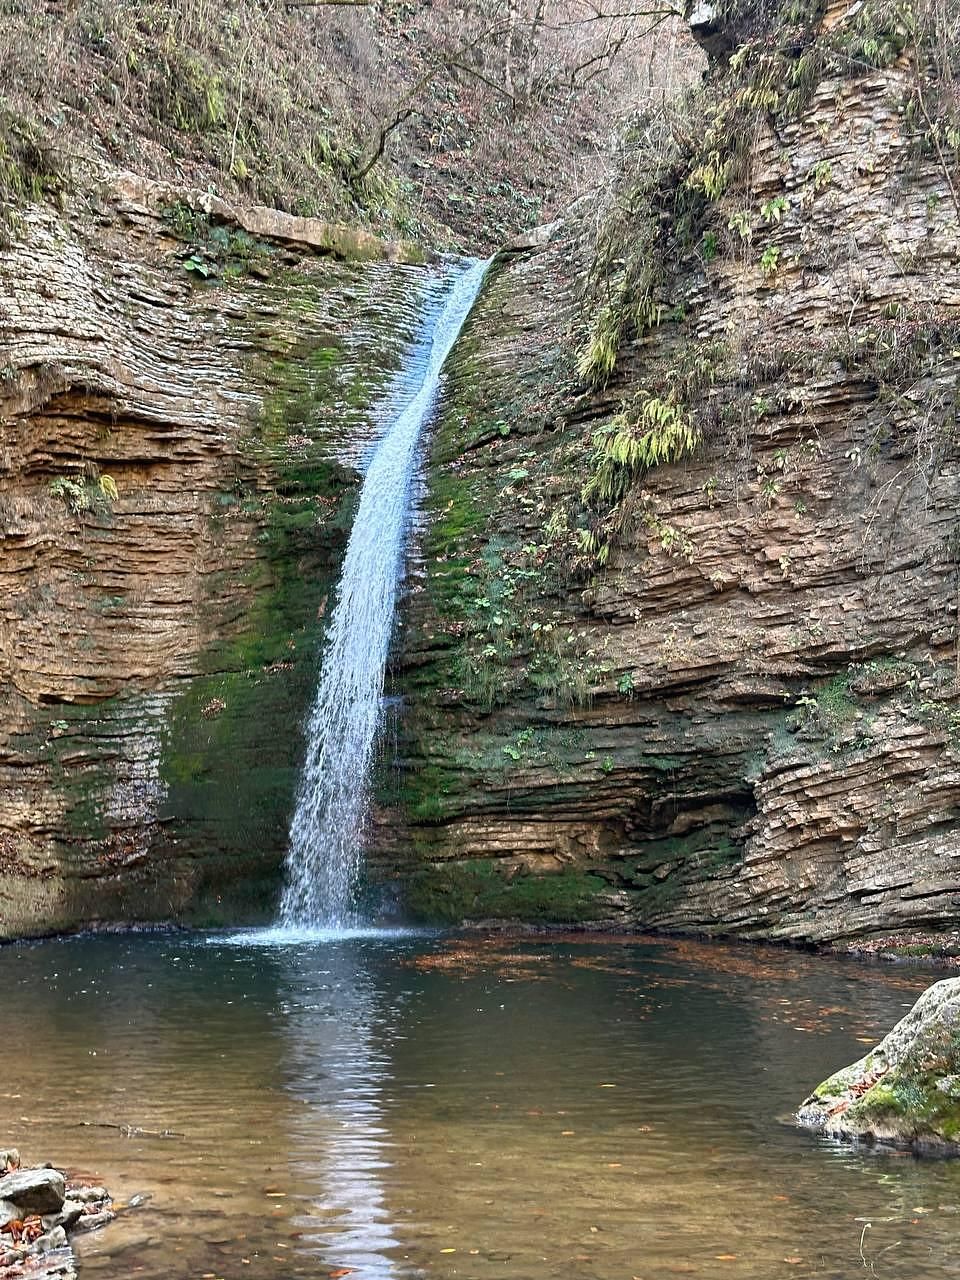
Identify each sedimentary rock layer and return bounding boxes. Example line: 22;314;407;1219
0;188;427;937
376;43;960;941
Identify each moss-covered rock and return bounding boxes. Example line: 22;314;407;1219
403;858;614;925
797;978;960;1153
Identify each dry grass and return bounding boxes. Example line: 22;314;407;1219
0;0;699;248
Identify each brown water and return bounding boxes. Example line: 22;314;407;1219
2;930;959;1280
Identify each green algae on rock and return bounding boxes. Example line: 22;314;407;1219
797;978;960;1153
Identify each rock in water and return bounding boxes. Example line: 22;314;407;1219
798;977;960;1152
0;1168;65;1214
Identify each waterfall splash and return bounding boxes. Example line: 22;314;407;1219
279;257;488;930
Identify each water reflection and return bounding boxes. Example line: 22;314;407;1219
268;940;405;1277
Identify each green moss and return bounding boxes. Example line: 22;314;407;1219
0;106;65;243
404;858;610;924
852;1077;960;1143
156;282;389;874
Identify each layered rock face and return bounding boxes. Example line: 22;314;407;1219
2;4;959;946
0;183;428;938
376;8;960;941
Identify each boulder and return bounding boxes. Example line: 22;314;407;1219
685;0;732;57
798;977;960;1151
0;1167;65;1214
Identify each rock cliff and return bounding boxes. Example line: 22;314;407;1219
375;0;960;943
2;0;959;947
0;179;427;938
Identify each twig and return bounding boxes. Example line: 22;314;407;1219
859;1221;872;1269
75;1121;185;1139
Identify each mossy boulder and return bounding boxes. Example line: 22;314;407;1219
797;978;960;1153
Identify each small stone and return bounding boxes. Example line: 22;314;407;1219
42;1200;84;1231
0;1198;19;1227
72;1207;115;1233
68;1184;109;1204
0;1167;65;1214
0;1149;20;1173
30;1225;68;1253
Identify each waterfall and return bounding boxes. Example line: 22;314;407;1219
279;257;488;929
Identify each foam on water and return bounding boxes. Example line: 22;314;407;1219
213;925;432;948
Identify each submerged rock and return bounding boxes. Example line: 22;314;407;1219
798;977;960;1152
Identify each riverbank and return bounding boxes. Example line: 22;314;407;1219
0;1152;114;1278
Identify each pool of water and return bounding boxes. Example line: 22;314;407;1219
1;930;958;1279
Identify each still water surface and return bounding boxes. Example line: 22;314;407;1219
2;931;959;1279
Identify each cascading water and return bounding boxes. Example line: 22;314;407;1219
279;257;488;930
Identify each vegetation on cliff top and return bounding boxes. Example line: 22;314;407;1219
0;0;695;249
571;0;960;563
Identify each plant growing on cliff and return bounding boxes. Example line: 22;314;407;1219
49;471;118;516
0;108;66;244
583;394;701;506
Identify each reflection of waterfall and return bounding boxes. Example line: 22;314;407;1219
280;259;488;930
276;941;403;1277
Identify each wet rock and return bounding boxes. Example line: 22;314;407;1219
41;1203;83;1232
7;1246;77;1279
0;1170;64;1215
798;977;960;1151
66;1186;108;1206
26;1227;68;1255
71;1208;115;1234
0;1163;114;1277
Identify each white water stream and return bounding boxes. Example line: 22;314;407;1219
279;258;488;928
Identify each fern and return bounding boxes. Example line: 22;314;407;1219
583;395;702;506
577;303;623;385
